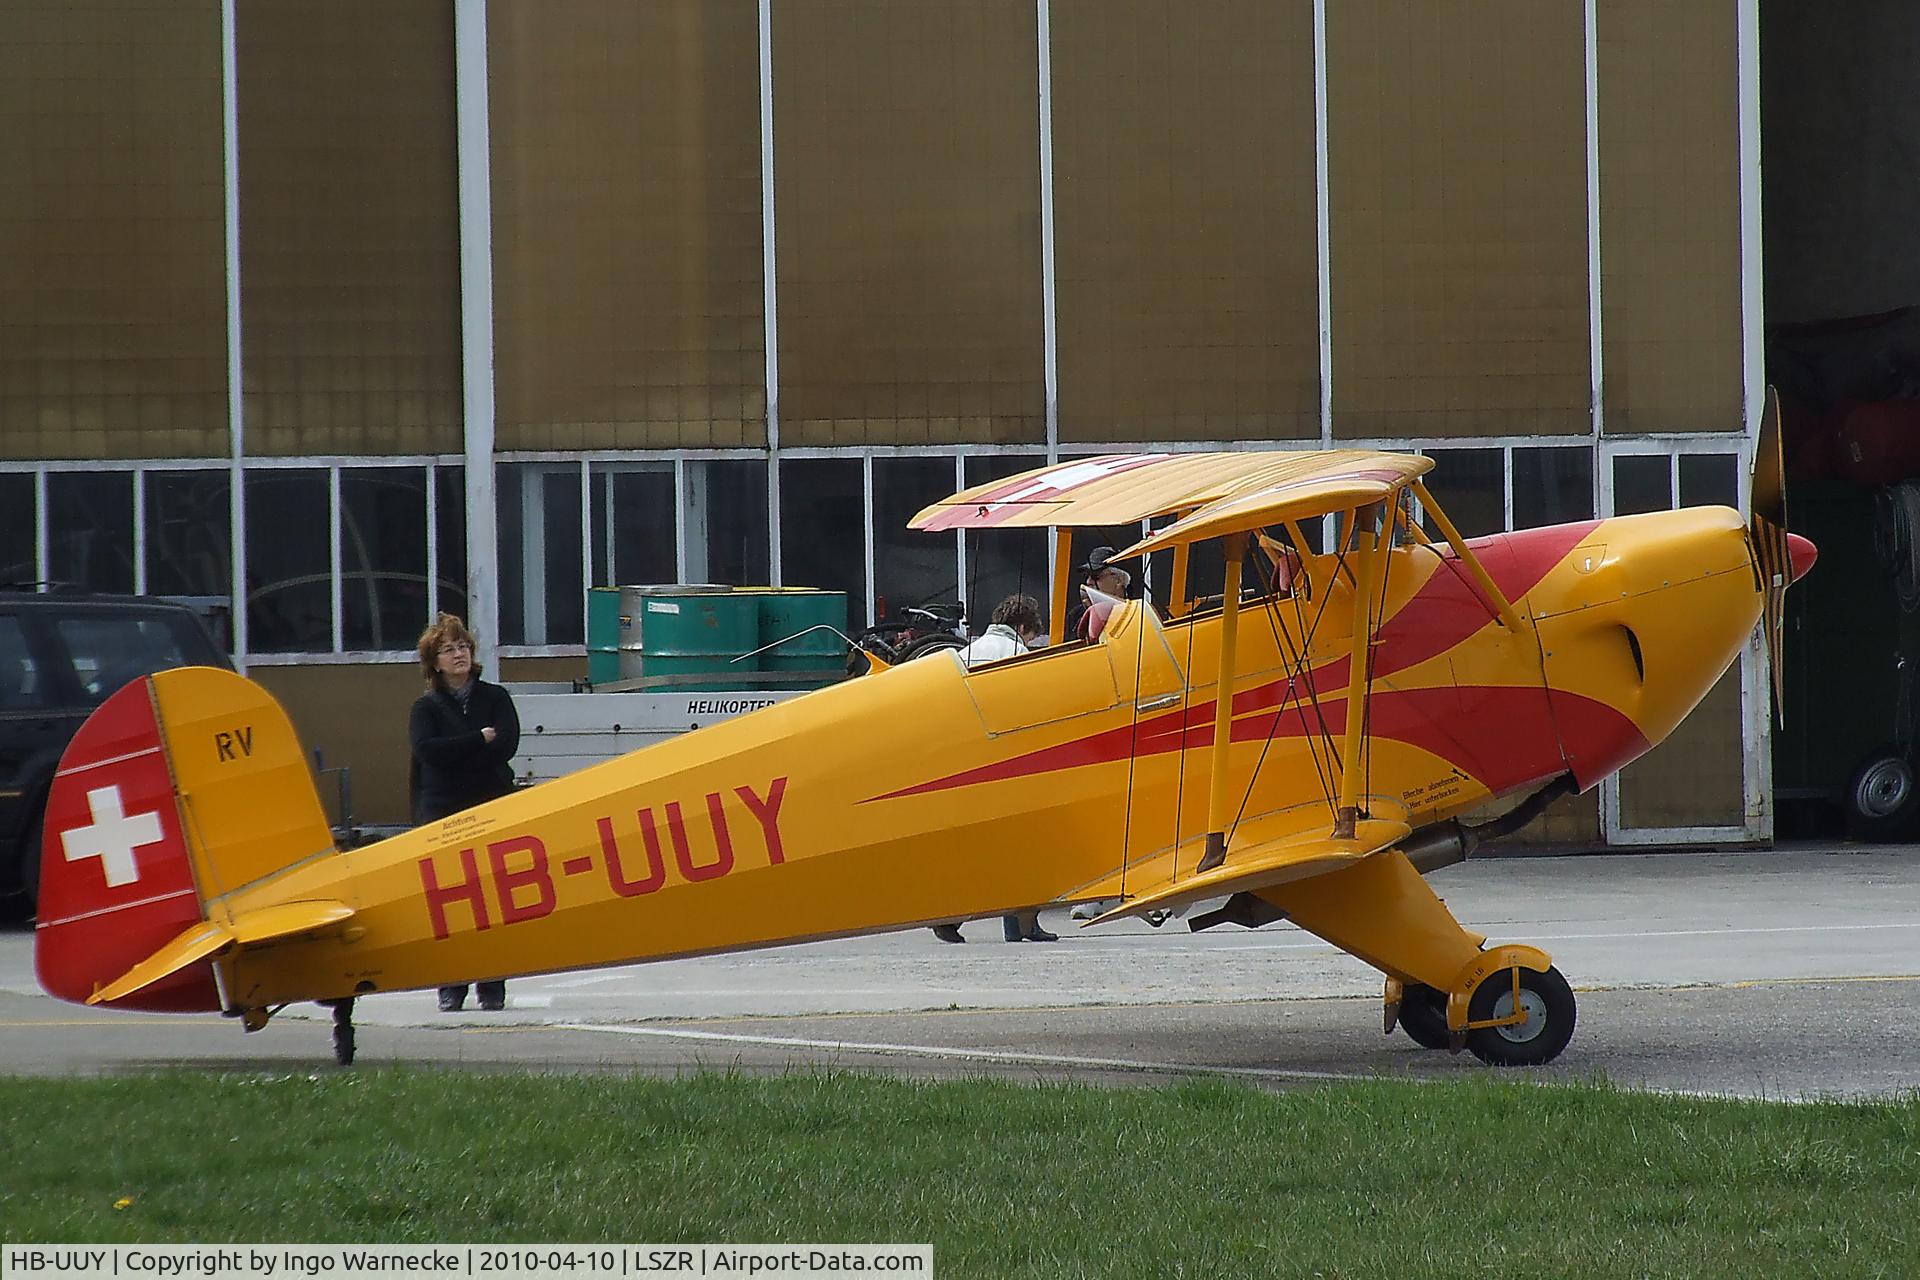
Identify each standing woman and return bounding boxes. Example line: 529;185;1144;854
410;613;521;1012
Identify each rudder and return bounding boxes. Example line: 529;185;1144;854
36;667;337;1011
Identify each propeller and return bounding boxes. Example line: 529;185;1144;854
1751;387;1818;723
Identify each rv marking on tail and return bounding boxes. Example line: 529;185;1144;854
62;784;165;888
214;726;255;761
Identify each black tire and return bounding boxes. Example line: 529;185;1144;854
1842;746;1920;841
19;820;40;921
1396;982;1451;1050
897;633;967;662
1465;964;1576;1067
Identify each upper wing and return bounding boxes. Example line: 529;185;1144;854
1078;817;1412;924
909;450;1430;532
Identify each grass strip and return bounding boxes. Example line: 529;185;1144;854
1;1070;1915;1278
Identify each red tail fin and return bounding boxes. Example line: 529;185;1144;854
35;678;218;1012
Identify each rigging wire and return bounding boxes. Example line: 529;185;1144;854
1227;522;1349;840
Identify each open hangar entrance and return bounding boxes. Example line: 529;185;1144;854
1764;0;1920;839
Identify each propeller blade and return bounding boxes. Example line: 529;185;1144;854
1749;386;1806;725
1752;385;1787;530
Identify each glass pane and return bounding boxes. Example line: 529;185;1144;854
144;471;231;598
341;468;428;651
49;472;135;594
55;615;198;705
1618;667;1745;828
691;460;769;587
1421;448;1504;539
497;464;584;645
434;466;467;621
0;474;34;587
781;459;866;617
873;457;959;621
1612;454;1672;516
1512;447;1594;529
1679;453;1739;509
590;466;676;587
0;616;48;710
246;470;331;653
961;453;1049;629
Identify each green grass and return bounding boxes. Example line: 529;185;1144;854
1;1070;1915;1278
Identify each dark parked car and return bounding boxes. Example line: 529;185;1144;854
0;592;231;917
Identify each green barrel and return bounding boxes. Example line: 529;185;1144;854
587;587;622;686
747;588;848;689
617;586;760;691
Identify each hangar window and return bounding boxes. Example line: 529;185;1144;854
874;456;961;622
780;458;866;620
144;471;231;599
341;468;428;652
49;472;134;594
590;463;675;588
499;463;584;646
245;469;331;653
0;474;32;587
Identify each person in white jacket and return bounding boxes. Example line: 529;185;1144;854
929;594;1056;943
956;592;1044;668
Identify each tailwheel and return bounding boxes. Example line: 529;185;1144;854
1465;965;1576;1067
327;998;356;1067
1395;982;1451;1050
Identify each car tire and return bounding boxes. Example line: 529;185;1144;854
1842;745;1920;842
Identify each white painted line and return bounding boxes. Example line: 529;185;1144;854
556;1021;1374;1085
55;747;161;779
37;887;198;930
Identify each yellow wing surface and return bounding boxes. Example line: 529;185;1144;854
1080;817;1412;923
910;450;1433;532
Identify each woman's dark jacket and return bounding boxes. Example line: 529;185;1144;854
408;678;521;824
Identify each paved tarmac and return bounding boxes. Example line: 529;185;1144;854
2;846;1916;1100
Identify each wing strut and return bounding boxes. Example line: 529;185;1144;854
1409;480;1525;633
1334;504;1384;839
1197;530;1250;873
1049;527;1074;642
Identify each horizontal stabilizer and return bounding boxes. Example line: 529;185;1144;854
1089;818;1410;925
87;900;353;1006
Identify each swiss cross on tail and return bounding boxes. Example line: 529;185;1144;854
62;785;165;888
34;678;215;1012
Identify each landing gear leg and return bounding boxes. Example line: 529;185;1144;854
327;998;356;1066
1259;849;1578;1066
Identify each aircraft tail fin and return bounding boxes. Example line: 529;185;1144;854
36;667;338;1011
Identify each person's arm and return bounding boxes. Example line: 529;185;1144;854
485;686;521;765
410;696;486;765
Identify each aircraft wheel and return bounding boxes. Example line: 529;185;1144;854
1465;965;1575;1067
1395;982;1451;1050
329;999;356;1067
1843;746;1920;841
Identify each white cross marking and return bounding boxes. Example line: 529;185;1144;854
62;785;166;889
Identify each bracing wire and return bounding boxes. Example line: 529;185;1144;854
1226;523;1350;842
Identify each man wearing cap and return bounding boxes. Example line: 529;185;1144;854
1068;545;1132;641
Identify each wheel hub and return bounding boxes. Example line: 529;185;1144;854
1488;985;1548;1044
1857;758;1913;819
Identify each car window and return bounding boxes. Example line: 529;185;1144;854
56;615;197;704
0;615;47;711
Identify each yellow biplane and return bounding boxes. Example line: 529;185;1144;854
34;435;1814;1067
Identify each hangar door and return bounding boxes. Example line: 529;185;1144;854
1599;441;1769;845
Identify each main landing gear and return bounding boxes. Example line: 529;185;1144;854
1255;847;1580;1067
1386;965;1577;1066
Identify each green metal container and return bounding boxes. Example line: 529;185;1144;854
616;586;759;691
747;588;848;689
587;587;622;686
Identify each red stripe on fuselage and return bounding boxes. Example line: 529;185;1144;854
868;520;1604;802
